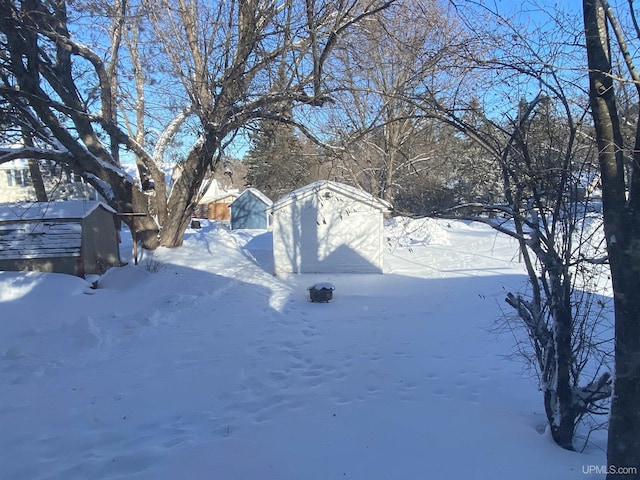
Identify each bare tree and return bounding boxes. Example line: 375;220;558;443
414;2;613;450
322;0;472;204
23;130;48;202
498;96;611;451
0;0;395;248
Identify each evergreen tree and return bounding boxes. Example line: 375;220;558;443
245;120;311;200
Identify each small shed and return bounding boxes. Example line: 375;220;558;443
202;192;240;221
230;188;273;230
0;201;121;278
271;180;392;274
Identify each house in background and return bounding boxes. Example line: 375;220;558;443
0;201;121;278
230;188;272;230
201;192;241;221
191;179;241;221
0;159;100;203
271;180;392;274
192;178;222;219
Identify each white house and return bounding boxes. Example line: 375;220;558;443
0;159;99;203
271;180;392;274
0;159;35;203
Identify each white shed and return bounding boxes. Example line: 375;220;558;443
271;180;392;274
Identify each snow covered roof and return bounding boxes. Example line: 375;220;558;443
0;201;115;222
207;191;241;203
230;188;273;207
272;180;392;212
197;179;222;204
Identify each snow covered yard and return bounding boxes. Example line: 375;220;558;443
0;218;608;479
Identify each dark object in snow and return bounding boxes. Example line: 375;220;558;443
190;220;201;229
308;282;335;302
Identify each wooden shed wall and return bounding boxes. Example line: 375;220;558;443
0;220;83;275
207;202;231;221
0;204;120;277
81;207;121;274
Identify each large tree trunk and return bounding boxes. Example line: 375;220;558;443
130;189;160;250
583;1;640;476
607;251;640;478
21;127;48;202
27;158;48;202
158;134;219;247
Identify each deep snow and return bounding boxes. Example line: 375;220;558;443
0;218;609;479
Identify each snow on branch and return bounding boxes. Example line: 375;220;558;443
0;146;72;164
573;372;612;411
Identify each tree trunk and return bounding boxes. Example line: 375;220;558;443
158;134;218;247
27;158;48;202
583;1;640;476
22;128;48;202
545;291;578;451
130;189;160;250
607;251;640;478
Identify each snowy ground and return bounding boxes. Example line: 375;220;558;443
1;218;608;479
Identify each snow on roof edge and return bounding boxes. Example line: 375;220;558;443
230;188;273;207
271;180;392;212
206;191;241;203
0;200;115;222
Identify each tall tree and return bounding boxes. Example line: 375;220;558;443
415;1;613;450
23;130;48;202
324;0;471;204
0;0;395;248
583;0;640;476
244;120;312;200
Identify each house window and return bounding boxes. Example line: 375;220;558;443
6;169;30;187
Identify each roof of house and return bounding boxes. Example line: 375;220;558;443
0;159;29;170
207;191;241;203
230;188;273;207
271;180;393;212
197;179;222;204
0;201;114;223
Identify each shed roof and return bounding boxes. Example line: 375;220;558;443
230;188;273;207
0;201;114;223
0;201;116;261
208;191;241;203
272;180;392;212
